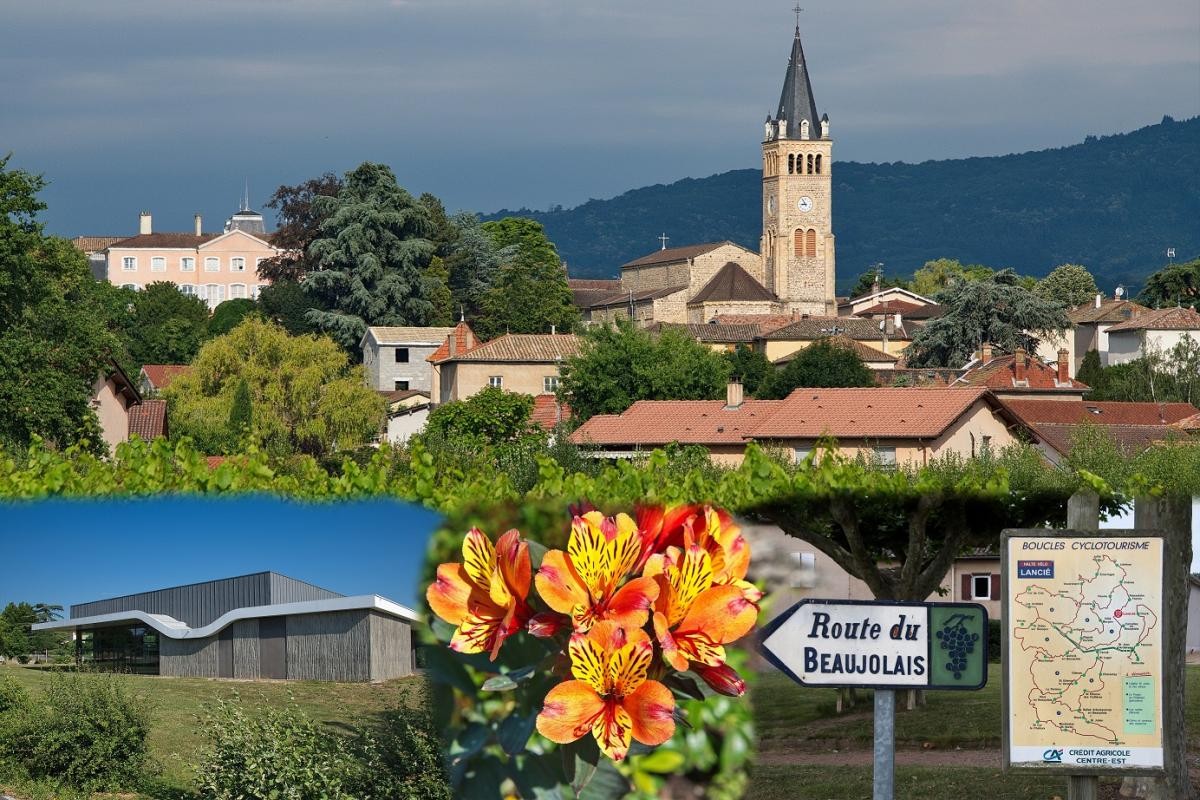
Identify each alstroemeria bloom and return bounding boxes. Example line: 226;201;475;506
535;511;659;632
426;528;531;659
644;544;758;674
641;504;762;605
536;621;675;761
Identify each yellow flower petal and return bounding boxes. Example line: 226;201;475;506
462;528;497;591
568;632;607;694
592;702;633;761
537;680;605;744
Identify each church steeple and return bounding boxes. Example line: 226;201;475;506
772;10;824;140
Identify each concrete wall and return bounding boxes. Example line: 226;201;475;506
386;407;429;444
285;610;371;682
91;374;132;455
437;361;565;404
1034;330;1076;379
763;335;909;361
364;340;440;392
369;612;414;681
231;618;261;680
160;635;220;677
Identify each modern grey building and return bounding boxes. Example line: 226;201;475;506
360;326;456;393
32;572;419;682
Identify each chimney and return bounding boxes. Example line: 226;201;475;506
981;343;993;365
139;211;152;235
725;378;744;410
884;315;896;336
194;214;203;236
550;324;556;335
1095;292;1103;309
1014;347;1027;382
1057;348;1070;384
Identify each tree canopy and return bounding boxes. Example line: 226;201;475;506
0;156;119;453
303;163;436;351
475;217;579;340
723;345;772;397
757;339;876;399
422;387;535;447
123;282;211;368
906;269;1070;368
1035;263;1099;308
558;319;730;422
163;318;384;458
1137;258;1200;310
257;172;343;282
208;298;258;337
257;279;322;336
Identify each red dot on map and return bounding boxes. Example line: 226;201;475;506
1114;610;1123;618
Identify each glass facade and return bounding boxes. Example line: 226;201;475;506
76;624;160;674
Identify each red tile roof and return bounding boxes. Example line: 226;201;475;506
953;352;1087;393
712;314;804;336
71;236;125;253
427;322;481;362
772;335;898;365
1068;298;1148;325
763;316;910;341
854;300;944;320
109;232;221;249
571;388;1007;447
648;322;761;343
1000;398;1200;457
622;242;732;269
127;400;167;440
432;333;580;364
749;387;996;439
139;364;191;391
531;394;571;429
572;399;781;447
1105;305;1200;332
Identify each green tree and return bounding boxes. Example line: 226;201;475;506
444;212;512;321
723;345;772;397
757;339;875;399
909;258;994;297
128;281;211;368
164;318;384;457
558;319;730;422
1076;348;1104;391
848;266;905;298
0;157;120;452
1137;257;1200;309
423;257;455;327
208;298;258;337
1035;263;1099;309
906;269;1070;368
475;217;580;340
417;193;460;260
303;162;436;351
258;172;343;282
0;602;36;658
257;279;322;336
228;377;253;438
423;387;535;446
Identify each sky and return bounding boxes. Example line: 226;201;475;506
3;0;1198;237
0;497;443;611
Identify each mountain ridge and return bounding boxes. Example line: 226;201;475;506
483;117;1200;292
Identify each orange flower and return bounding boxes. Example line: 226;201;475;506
641;504;762;605
535;511;659;633
426;527;531;660
644;544;758;674
535;621;675;761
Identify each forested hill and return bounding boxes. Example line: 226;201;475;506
484;117;1200;291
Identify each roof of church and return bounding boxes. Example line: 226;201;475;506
622;242;735;269
775;23;821;137
580;285;689;310
690;262;777;304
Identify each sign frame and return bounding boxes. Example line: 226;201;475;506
757;598;989;691
1001;528;1167;777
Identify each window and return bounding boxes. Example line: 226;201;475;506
543;376;560;393
122;256;137;271
805;229;817;258
395;347;409;363
807;153;814;174
394;380;409;391
206;284;224;308
873;446;897;467
794;228;804;257
180;285;196;296
230;283;246;299
204;257;219;272
787;154;794;174
252;284;264;299
489;376;503;388
151;256;166;272
121;283;138;291
180;257;195;272
971;574;992;600
815;154;822;174
230;257;246;272
791;552;817;588
255;257;266;274
794;446;813;464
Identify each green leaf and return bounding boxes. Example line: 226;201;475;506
497;712;537;755
634;748;685;774
562;735;600;795
481;674;518;691
575;757;630;800
663;673;706;701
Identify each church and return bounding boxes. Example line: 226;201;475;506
575;16;837;325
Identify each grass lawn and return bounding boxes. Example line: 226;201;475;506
750;663;1200;799
0;663;428;798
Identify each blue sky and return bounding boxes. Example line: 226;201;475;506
0;497;442;612
2;0;1197;237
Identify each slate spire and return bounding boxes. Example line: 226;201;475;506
775;18;821;139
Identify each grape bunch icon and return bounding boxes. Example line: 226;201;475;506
935;613;979;680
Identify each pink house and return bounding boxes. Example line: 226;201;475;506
105;210;281;309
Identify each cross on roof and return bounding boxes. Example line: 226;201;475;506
793;3;803;28
658;233;670;250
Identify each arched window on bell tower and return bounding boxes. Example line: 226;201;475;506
787;154;794;174
793;229;804;257
806;229;817;258
807;154;814;174
815;154;822;174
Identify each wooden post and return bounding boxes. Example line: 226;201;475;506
1135;495;1194;800
1065;491;1100;800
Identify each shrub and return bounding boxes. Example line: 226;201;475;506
0;673;28;715
197;696;357;800
348;707;452;800
988;618;1002;663
0;671;150;791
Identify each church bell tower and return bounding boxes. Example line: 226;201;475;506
760;12;835;315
